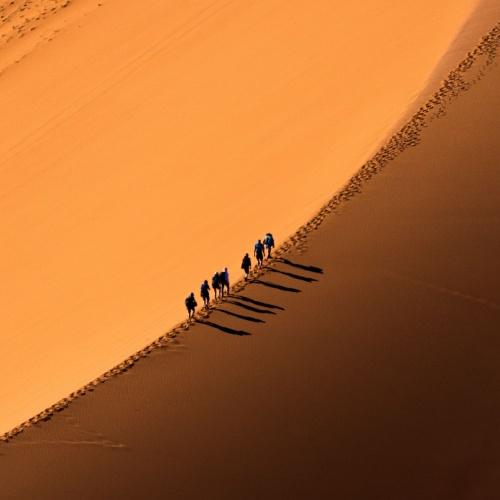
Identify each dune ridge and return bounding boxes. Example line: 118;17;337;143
1;0;485;436
2;20;499;445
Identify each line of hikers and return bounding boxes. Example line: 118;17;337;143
185;232;275;319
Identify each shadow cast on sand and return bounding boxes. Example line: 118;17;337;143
231;294;285;311
197;320;251;336
279;258;324;274
253;279;301;293
225;300;276;315
216;309;265;323
269;267;318;283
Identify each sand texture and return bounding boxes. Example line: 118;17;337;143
0;0;490;434
1;17;499;500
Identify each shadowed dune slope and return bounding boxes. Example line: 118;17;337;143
1;21;499;500
0;0;488;434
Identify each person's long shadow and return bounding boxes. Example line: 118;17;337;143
253;279;301;293
231;294;285;311
217;308;265;323
197;260;320;336
225;299;276;315
197;319;251;336
278;258;323;274
269;267;318;283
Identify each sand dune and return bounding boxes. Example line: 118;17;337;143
0;0;490;436
1;18;499;498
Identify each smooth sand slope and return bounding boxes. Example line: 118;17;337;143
0;0;487;433
1;22;499;500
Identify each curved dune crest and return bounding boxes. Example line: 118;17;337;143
2;15;500;443
0;0;492;434
0;15;499;498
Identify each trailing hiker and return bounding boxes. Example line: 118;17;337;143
185;292;197;320
254;239;265;267
264;232;275;259
241;253;252;279
200;279;211;308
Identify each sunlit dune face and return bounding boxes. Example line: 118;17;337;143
0;0;480;433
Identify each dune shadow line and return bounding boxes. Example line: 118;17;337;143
279;258;323;274
253;279;301;293
197;319;251;336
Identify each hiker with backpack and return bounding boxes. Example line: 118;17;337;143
264;233;275;259
254;239;265;267
200;279;211;308
241;253;252;279
220;267;230;297
212;272;221;301
185;292;197;320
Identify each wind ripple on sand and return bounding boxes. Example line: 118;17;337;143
0;0;70;47
383;269;500;312
0;0;102;75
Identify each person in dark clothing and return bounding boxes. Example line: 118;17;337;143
200;279;211;308
241;253;252;279
220;267;230;297
254;239;265;267
185;292;197;320
263;233;275;259
212;272;221;301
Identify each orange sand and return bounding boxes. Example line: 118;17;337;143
0;19;499;498
0;0;489;434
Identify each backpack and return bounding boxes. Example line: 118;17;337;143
265;234;274;247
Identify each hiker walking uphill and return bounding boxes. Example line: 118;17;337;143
264;233;275;259
200;280;211;308
185;292;197;320
241;253;252;279
212;272;222;301
254;239;265;268
220;267;230;297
